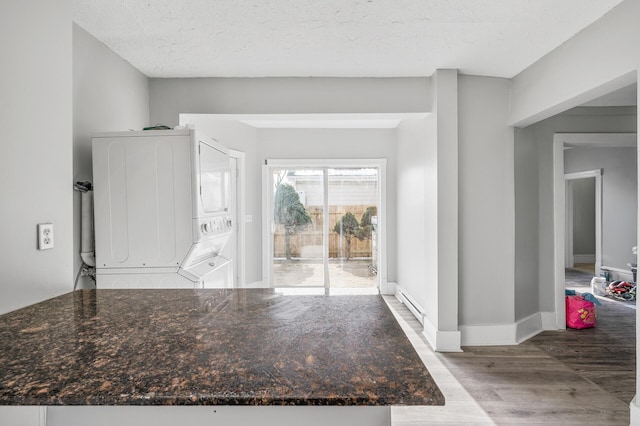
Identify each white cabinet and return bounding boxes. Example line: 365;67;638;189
46;406;390;426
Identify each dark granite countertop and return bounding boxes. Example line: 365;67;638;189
0;289;444;407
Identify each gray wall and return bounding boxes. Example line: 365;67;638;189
457;75;515;326
0;0;73;314
514;107;637;319
396;118;435;313
73;24;150;288
396;70;460;350
514;126;540;321
565;146;637;270
150;77;431;127
570;177;596;256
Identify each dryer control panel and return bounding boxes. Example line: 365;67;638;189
199;216;232;236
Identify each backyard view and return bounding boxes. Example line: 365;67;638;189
272;168;379;289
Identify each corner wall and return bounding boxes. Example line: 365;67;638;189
396;74;518;348
395;70;461;352
431;70;460;350
73;24;150;288
457;76;515;335
0;0;73;314
514;127;540;321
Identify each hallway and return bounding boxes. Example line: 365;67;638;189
396;269;637;424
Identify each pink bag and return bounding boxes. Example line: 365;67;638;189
566;295;596;329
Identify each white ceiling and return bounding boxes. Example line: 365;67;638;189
73;0;624;79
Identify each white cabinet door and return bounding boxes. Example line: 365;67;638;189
0;407;46;426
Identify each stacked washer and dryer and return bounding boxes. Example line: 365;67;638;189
92;128;234;289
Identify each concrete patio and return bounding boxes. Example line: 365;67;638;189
273;258;377;288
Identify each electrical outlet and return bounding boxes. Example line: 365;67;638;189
38;223;54;250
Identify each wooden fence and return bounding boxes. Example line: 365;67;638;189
273;205;374;258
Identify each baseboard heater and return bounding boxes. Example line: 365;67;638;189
396;287;425;326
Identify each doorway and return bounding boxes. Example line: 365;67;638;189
262;159;386;293
220;152;245;286
553;133;637;328
565;170;602;276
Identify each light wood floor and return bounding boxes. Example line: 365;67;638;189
385;269;636;425
572;262;596;275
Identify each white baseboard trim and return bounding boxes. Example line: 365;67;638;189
540;312;557;330
422;317;462;352
573;254;595;263
395;286;461;352
422;328;462;352
380;280;396;295
460;323;517;346
516;312;544;343
631;396;640;425
460;311;555;346
602;265;634;282
421;316;437;349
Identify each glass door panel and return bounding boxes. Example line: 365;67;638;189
327;168;379;289
272;169;325;287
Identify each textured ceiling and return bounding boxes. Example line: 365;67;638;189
72;0;624;78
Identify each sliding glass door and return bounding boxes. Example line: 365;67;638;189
271;168;325;288
264;160;384;293
327;168;378;289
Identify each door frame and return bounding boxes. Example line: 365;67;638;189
552;132;636;329
228;149;246;287
262;159;387;292
564;170;602;272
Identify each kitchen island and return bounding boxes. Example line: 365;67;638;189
0;289;444;425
